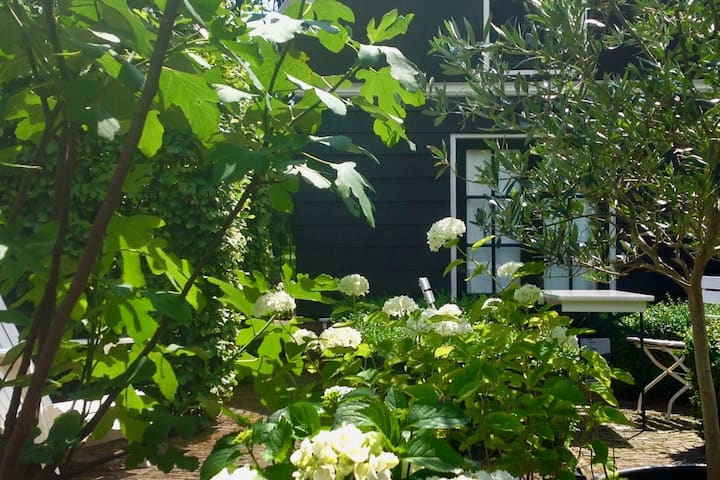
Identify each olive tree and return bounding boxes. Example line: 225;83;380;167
0;0;423;476
430;0;720;476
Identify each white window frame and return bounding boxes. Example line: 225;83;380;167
449;133;603;298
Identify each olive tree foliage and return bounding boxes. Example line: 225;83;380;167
430;0;720;476
0;0;423;476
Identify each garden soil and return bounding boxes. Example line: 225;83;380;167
69;390;705;480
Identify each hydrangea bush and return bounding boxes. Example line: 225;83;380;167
202;218;631;480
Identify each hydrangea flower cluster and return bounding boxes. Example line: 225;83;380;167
405;304;472;337
290;424;399;480
426;470;517;480
512;284;543;306
338;274;370;298
496;261;524;278
382;295;419;317
549;326;579;349
253;289;296;317
319;326;363;350
427;217;466;252
322;385;356;404
210;465;267;480
291;328;319;347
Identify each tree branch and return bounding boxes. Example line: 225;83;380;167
0;0;182;476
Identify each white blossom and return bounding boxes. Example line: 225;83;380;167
210;466;267;480
427;217;466;252
437;303;463;318
291;328;318;347
338;274;370;297
496;261;524;278
290;424;399;480
382;295;419;317
433;320;473;336
319;326;362;350
550;326;579;349
513;284;543;306
253;290;296;317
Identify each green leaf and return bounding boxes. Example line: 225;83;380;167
149;351;179;401
206;276;254;317
209;144;271;184
200;433;243;480
138;110;164;158
248;12;305;43
470;235;494;251
287;402;321;437
486;411;523;433
367;10;414;44
361;401;400;446
406;402;468;430
405;434;465;473
543;377;587;404
330;162;375;227
268;183;295;213
359;46;422;92
159;68;220;143
213;83;254;102
443;258;466;277
287;74;347;115
286;163;332;189
101;0;153;56
145;291;192;325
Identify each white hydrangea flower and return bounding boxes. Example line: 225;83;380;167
437;303;463;318
338;274;370;298
290;424;399;480
427;217;467;252
322;385;355;403
382;295;419;317
496;261;524;278
253;290;296;317
291;328;318;346
513;284;543;306
405;311;434;336
433;320;473;336
319;326;362;350
210;466;267;480
550;326;579;349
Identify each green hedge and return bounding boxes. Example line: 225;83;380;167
609;299;720;405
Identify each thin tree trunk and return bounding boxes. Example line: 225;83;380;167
0;1;182;476
687;283;720;480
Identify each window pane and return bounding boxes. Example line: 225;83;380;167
466;150;493;197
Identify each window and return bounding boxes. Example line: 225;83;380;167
452;136;596;295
